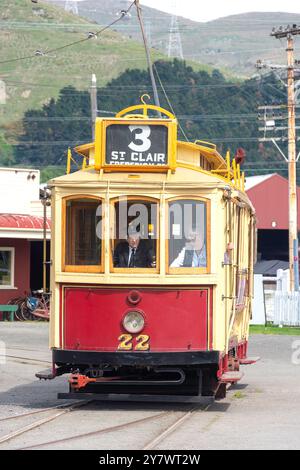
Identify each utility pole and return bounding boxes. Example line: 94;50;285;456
257;25;300;290
286;32;298;291
90;73;97;141
135;0;161;111
272;26;300;291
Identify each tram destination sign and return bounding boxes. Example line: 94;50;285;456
105;124;168;167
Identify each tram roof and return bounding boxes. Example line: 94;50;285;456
74;140;227;173
52;103;249;201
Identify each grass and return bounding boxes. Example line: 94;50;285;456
250;325;300;336
233;391;246;399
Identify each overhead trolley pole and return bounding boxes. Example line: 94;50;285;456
135;0;161;113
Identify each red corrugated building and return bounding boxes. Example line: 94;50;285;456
245;173;300;261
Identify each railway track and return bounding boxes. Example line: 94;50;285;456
0;400;93;446
0;402;212;450
4;354;52;367
1;352;214;450
3;350;51;366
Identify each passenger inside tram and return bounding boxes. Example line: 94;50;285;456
168;199;207;269
112;199;157;269
170;230;206;268
113;230;155;268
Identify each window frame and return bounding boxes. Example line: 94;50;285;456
62;195;104;273
0;247;15;289
109;195;160;274
166;196;211;275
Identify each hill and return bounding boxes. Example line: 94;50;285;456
0;0;164;129
50;0;300;77
0;0;220;162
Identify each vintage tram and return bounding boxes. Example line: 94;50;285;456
38;102;257;402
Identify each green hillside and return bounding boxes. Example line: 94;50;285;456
0;0;166;130
62;0;300;77
0;0;222;160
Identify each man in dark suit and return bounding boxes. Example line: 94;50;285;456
113;232;155;268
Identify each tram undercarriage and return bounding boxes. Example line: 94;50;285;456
37;350;231;403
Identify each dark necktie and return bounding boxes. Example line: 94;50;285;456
129;248;136;267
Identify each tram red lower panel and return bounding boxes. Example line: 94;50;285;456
63;287;210;352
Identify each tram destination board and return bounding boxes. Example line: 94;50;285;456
105;124;168;167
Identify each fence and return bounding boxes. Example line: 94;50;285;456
273;291;300;326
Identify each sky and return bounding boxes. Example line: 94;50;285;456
139;0;300;22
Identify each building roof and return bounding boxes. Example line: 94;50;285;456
244;174;274;190
0;214;51;240
246;173;300;230
254;259;289;276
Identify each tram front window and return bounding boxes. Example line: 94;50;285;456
65;198;102;268
168;199;208;271
112;199;157;270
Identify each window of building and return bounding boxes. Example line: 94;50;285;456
168;198;209;273
64;197;103;271
111;198;158;271
0;248;14;288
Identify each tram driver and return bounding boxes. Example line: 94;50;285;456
170;230;206;268
113;230;156;268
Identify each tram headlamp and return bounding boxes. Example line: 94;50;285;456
122;310;145;334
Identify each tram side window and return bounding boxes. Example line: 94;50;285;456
112;199;157;269
65;198;102;267
236;269;248;312
168;199;207;270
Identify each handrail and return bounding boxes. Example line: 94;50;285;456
194;140;217;150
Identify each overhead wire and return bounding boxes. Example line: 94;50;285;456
0;1;294;175
0;0;136;65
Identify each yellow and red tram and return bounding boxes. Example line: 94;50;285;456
38;102;257;402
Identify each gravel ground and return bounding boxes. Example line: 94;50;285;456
0;323;300;450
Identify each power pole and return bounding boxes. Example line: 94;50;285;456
135;0;161;111
90;73;97;141
145;20;152;48
167;1;184;60
257;25;300;291
272;26;300;291
64;0;78;15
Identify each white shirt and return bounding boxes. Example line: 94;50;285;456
170;247;206;268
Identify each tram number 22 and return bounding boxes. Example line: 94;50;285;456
117;334;150;351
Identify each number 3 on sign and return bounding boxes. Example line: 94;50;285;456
117;334;150;351
128;125;151;152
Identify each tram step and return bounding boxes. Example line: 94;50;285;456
220;371;244;383
35;368;56;380
240;356;260;365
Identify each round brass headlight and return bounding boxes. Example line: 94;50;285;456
122;310;145;334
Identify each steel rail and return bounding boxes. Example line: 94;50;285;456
19;410;173;450
5;355;51;365
18;403;213;450
142;403;212;450
0;401;92;445
0;401;91;423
